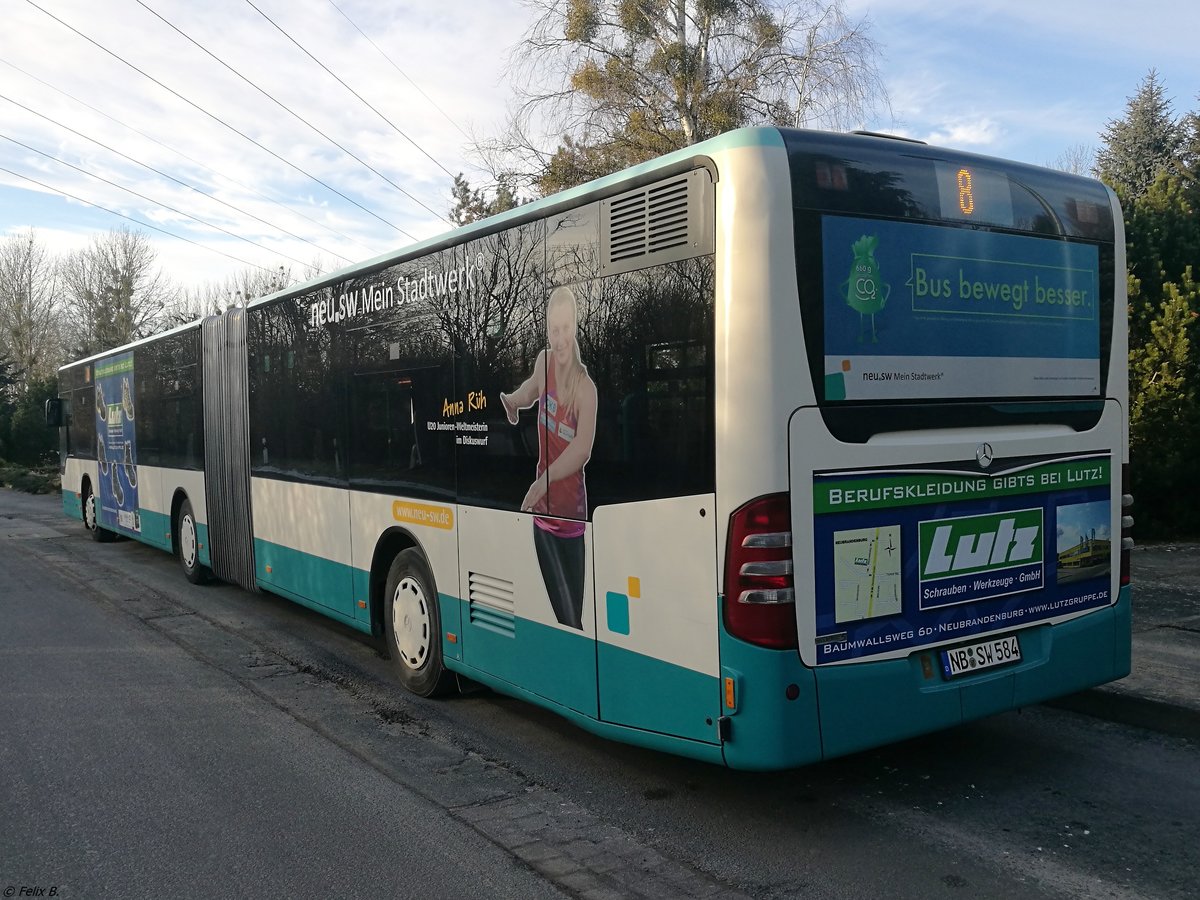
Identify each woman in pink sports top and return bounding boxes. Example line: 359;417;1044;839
500;286;598;630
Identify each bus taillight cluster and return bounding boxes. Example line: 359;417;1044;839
724;494;798;649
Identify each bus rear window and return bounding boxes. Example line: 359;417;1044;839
820;214;1101;403
781;130;1116;430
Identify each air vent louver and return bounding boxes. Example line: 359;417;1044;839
468;571;516;637
601;169;713;275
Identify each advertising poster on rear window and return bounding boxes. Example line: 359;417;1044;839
94;352;140;535
821;215;1101;402
812;453;1112;664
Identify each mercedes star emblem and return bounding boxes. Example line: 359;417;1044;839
976;442;994;469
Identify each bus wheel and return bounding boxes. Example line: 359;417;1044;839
384;549;453;697
176;498;210;585
83;482;115;543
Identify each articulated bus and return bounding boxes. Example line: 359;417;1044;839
53;127;1132;770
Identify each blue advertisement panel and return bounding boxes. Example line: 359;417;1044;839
812;454;1112;664
821;215;1101;401
94;352;140;535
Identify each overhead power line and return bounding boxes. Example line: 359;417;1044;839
0;131;315;269
326;0;472;143
244;0;458;181
23;0;416;240
137;0;449;223
0;92;350;266
0;57;379;257
0;164;271;272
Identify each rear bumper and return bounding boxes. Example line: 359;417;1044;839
718;584;1131;770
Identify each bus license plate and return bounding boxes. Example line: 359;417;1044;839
940;635;1021;679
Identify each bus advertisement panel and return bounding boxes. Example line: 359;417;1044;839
812;453;1112;665
94;351;140;535
821;215;1101;402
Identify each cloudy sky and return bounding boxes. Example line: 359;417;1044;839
1;0;1196;295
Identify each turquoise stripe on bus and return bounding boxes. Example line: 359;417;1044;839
452;596;598;716
127;509;209;566
717;628;823;770
253;538;360;626
597;642;720;744
714;587;1131;770
449;594;723;739
136;509;173;552
817;587;1132;761
449;658;727;766
197;522;211;568
62;489;82;521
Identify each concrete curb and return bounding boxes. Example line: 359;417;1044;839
1047;688;1200;743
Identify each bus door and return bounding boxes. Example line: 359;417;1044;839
348;364;460;633
591;338;722;746
454;367;600;719
592;496;720;744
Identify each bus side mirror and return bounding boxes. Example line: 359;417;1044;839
45;397;64;428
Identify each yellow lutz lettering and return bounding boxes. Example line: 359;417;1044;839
392;501;454;530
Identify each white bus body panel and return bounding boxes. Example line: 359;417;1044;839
709;140;811;580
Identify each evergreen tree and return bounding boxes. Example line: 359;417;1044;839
1124;172;1200;350
449;173;522;225
1097;73;1200;535
0;352;21;461
1095;70;1185;201
1127;270;1200;534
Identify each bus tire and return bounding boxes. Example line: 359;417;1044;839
384;549;453;697
82;481;115;543
176;498;210;585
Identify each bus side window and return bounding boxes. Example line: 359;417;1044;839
583;258;715;508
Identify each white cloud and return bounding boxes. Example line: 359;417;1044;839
919;119;1003;149
0;0;529;289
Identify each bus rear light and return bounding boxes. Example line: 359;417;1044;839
739;559;794;578
742;532;792;549
724;494;798;649
1120;463;1133;587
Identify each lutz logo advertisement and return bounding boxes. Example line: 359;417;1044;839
812;455;1112;664
919;509;1044;609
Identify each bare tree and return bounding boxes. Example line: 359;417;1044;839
1049;143;1096;177
60;226;179;357
0;229;63;383
480;0;890;192
174;262;316;325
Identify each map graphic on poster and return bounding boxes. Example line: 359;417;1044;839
832;524;902;623
94;352;140;534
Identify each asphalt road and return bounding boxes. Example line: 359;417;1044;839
0;493;566;900
2;489;1197;900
